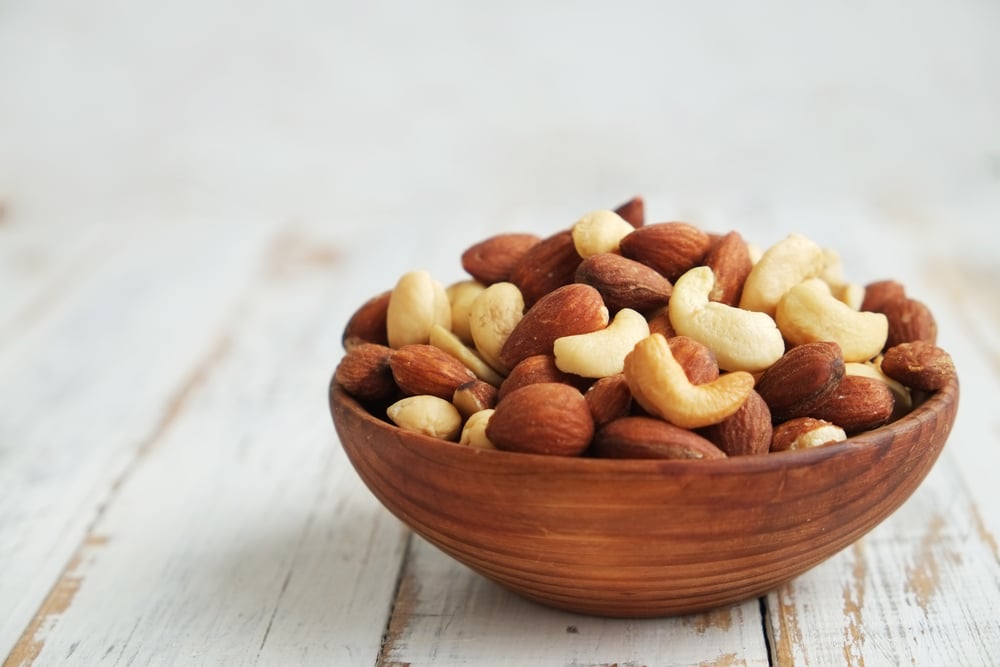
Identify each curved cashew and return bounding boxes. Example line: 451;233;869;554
552;308;650;378
623;333;755;429
429;324;505;386
468;281;524;375
571;209;635;258
459;409;496;449
668;266;785;372
386;270;452;348
776;278;888;362
386;395;463;441
446;279;486;345
739;233;825;316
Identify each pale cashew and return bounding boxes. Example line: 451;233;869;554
386;270;452;348
819;247;865;310
571;209;635;258
623;333;755;429
739;233;825;316
668;266;785;372
386;394;463;440
552;308;650;378
469;281;524;375
446;279;486;345
776;278;888;362
429;324;505;386
459;409;496;449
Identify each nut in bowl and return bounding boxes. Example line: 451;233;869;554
329;197;959;618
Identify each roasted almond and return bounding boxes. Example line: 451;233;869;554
592;416;726;460
699;390;772;456
461;233;541;285
619;221;712;282
883;297;938;348
755;342;845;423
389;344;477;399
342;290;390;350
574;253;673;314
861;279;906;314
881;341;956;391
809;375;895;435
614;195;645;228
704;230;752;307
334;343;397;402
667;335;720;385
770;417;847;452
509;229;582;307
486;383;594;456
453;379;500;418
498;354;591;401
584;373;633;427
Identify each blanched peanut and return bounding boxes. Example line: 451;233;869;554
776;278;888;362
429;324;505;386
446;279;486;345
571;209;635;258
459;409;497;449
386;395;463;440
469;281;524;375
552;308;650;378
739;234;825;316
668;266;785;372
623;333;755;429
386;270;452;348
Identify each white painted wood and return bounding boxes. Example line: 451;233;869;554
381;536;770;667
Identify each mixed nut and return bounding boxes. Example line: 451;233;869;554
334;197;956;459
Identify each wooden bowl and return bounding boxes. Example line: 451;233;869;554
329;374;958;618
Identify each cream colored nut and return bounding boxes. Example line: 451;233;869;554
623;333;756;429
386;270;452;348
831;282;865;310
776;278;888;362
552;308;650;378
446;279;486;345
820;247;845;285
668;266;785;372
429;324;505;386
771;417;847;451
459;409;496;449
386;394;463;440
846;359;912;418
469;281;524;375
739;233;825;316
571;209;636;258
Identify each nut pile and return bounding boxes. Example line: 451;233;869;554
334;197;956;459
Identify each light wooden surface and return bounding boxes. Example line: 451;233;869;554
2;1;998;665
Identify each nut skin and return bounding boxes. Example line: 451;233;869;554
574;253;673;314
619;222;712;282
453;379;500;419
486;383;595;457
498;354;591;401
883;297;938;348
699;390;772;457
667;335;720;385
809;375;895;435
584;373;633;427
592;416;726;460
499;283;609;370
881;341;956;391
770;417;846;452
342;290;390;350
334;343;397;402
614;195;645;228
755;342;845;423
704;231;753;307
509;229;582;307
861;279;906;314
461;233;541;285
389;344;477;400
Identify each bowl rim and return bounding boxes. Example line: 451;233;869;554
329;372;959;475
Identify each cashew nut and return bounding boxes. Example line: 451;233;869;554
668;266;785;372
446;279;486;345
468;281;524;375
623;333;756;429
552;308;650;378
459;409;496;449
386;394;463;441
571;209;636;258
429;324;505;386
739;233;825;316
386;270;452;348
776;278;888;362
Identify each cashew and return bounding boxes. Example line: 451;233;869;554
468;281;524;375
429;324;505;386
668;266;785;372
552;308;650;378
386;270;452;348
776;278;888;362
459;409;496;449
819;248;865;310
386;394;463;440
446;279;486;345
739;233;825;316
623;333;755;429
571;209;635;258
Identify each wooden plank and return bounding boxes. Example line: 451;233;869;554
381;536;771;667
5;225;410;666
0;218;280;661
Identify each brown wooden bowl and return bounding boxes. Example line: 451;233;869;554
329;374;958;618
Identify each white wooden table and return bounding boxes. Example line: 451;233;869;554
2;1;998;665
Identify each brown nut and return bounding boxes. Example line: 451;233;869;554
498;354;590;401
619;222;713;282
486;383;594;456
461;233;541;285
389;344;477;399
883;297;938;348
334;343;397;402
453;379;500;419
667;335;720;385
880;341;956;391
703;230;753;307
574;253;673;314
342;290;390;350
754;342;845;423
860;279;906;314
584;373;633;427
592;416;726;460
809;375;895;435
699;390;772;457
509;229;582;307
614;195;645;227
770;417;847;452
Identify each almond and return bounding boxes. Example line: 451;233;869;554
509;229;582;307
486;383;594;456
883;297;938;348
699;390;772;456
647;306;677;339
389;344;477;399
498;354;590;401
614;195;645;228
619;222;712;282
461;233;541;285
667;335;720;385
809;375;894;435
342;290;390;350
453;379;499;418
880;341;956;391
592;416;726;460
499;283;609;369
861;279;906;314
584;373;633;427
770;417;846;452
704;230;752;306
755;342;845;423
574;253;673;314
334;343;397;402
